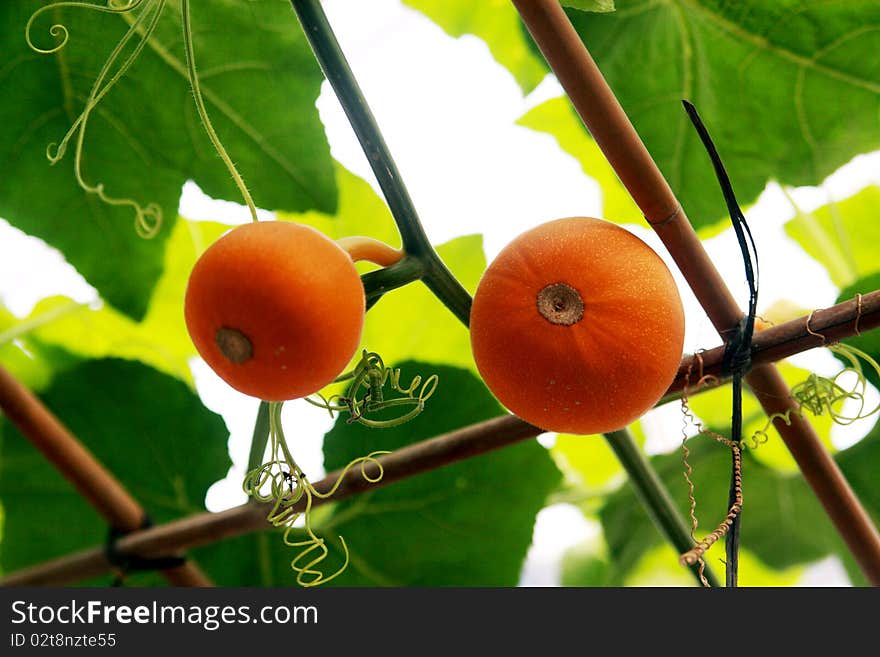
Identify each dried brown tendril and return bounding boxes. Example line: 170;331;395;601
679;353;738;587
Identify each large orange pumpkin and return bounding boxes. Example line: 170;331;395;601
184;221;365;401
470;217;685;434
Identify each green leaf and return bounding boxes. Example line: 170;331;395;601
190;532;280;587
563;1;616;12
0;0;334;318
597;419;880;584
0;358;230;583
560;544;612;586
0;303;59;392
516;97;642;224
402;0;547;93
554;2;880;231
785;186;880;288
19;218;232;386
835;272;880;391
309;362;561;586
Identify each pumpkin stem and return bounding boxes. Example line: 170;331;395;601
336;236;404;266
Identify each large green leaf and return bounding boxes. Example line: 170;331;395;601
402;0;547;93
193;363;561;587
0;0;335;318
785;186;880;288
18;218;231;386
517;97;642;225
561;541;799;586
0;358;230;583
312;362;560;586
527;2;880;231
595;419;880;585
563;1;616;12
551;423;646;494
0;303;62;392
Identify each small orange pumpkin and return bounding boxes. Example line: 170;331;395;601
184;221;365;401
470;217;685;434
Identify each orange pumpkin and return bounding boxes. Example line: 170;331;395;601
470;217;685;434
184;221;365;401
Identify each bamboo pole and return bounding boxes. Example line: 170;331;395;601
3;283;877;586
512;0;880;584
1;415;541;586
0;366;212;587
665;290;880;399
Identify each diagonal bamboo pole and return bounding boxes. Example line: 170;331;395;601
0;366;212;587
512;0;880;585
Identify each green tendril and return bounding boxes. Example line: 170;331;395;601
25;0;147;54
26;0;165;238
180;0;258;223
748;342;880;449
305;350;439;428
242;401;388;587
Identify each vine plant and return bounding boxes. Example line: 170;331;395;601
19;0;733;589
20;0;879;588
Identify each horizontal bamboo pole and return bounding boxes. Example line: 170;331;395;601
513;0;880;584
4;287;877;586
0;365;212;587
665;290;880;399
1;415;541;586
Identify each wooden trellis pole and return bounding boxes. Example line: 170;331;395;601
663;290;880;400
512;0;880;585
2;293;877;586
2;1;879;589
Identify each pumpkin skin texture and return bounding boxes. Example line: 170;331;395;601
184;221;365;401
470;217;685;434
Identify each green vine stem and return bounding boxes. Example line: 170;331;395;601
605;429;720;587
180;0;258;223
246;401;271;474
361;255;426;306
289;0;471;326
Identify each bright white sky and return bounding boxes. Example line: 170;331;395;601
2;0;877;586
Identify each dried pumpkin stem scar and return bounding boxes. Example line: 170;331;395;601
216;327;253;364
537;283;584;326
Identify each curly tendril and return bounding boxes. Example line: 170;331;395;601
678;353;735;587
677;319;879;583
242;401;389;587
26;0;263;235
305;351;439;428
751;343;880;446
26;0;166;238
25;0;146;54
